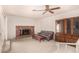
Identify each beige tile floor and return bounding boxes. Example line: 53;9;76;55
0;40;2;52
0;38;4;52
10;37;77;53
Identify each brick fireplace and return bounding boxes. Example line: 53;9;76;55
16;26;34;38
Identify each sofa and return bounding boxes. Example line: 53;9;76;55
37;31;54;41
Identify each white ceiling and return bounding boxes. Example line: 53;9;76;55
3;5;79;19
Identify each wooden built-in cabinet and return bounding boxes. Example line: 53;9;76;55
55;33;78;43
55;17;79;43
16;26;34;39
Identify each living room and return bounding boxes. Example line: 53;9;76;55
0;5;79;53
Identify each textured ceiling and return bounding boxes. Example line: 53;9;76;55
3;5;79;19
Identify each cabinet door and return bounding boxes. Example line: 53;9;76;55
66;19;71;34
73;17;79;35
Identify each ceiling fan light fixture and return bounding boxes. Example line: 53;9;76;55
33;5;60;15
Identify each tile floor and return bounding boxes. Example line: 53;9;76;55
10;37;77;53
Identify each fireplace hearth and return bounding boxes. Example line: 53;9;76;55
16;26;34;38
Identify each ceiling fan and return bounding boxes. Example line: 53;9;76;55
33;5;60;15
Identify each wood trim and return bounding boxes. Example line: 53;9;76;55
64;18;67;34
71;17;74;34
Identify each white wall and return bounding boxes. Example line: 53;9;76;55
7;15;36;39
35;16;55;33
0;6;2;36
0;6;5;40
0;6;7;51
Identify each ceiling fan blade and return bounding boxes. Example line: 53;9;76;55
42;11;47;15
50;7;60;10
45;5;49;9
49;10;54;14
32;10;45;11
